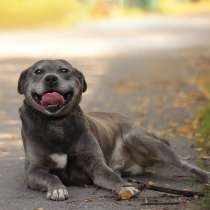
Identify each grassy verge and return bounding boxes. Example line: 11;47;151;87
194;82;210;210
197;107;210;153
196;78;210;158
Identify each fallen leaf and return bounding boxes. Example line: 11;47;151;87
194;147;203;152
118;190;133;200
201;155;210;160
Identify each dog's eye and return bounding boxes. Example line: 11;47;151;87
34;68;44;75
59;68;69;73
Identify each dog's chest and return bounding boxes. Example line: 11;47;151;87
49;153;67;169
47;124;65;139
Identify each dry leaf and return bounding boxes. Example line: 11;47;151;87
118;190;133;200
201;155;210;160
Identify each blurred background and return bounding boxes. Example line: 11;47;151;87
1;0;210;28
0;1;210;210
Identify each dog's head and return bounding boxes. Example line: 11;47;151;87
18;59;87;117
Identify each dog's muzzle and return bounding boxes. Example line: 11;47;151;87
32;90;74;113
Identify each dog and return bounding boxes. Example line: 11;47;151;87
17;59;210;201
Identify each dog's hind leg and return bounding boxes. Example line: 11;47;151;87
122;128;167;174
123;128;210;182
168;157;210;183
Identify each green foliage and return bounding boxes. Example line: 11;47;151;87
206;83;210;93
198;106;210;141
196;186;210;210
195;85;210;209
196;81;210;153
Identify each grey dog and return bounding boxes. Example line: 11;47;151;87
18;59;210;201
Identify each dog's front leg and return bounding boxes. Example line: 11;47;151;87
78;133;139;199
92;162;139;199
26;165;69;201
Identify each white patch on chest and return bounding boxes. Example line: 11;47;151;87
49;153;67;169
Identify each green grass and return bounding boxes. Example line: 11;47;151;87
196;186;210;210
206;83;210;93
196;79;210;157
195;78;210;155
195;84;210;210
197;106;210;150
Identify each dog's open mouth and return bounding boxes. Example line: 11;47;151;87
32;91;73;112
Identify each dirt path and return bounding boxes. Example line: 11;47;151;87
0;15;210;210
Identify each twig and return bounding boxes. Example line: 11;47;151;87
129;179;204;197
141;201;181;205
147;184;203;197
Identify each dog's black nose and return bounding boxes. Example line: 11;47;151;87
44;74;58;86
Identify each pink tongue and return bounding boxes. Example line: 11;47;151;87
41;92;65;107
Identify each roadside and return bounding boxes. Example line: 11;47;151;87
186;63;210;210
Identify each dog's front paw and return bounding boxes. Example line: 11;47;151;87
46;187;69;201
118;186;139;200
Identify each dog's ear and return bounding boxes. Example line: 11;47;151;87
74;69;87;92
17;69;28;94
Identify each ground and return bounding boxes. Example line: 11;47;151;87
0;15;210;210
